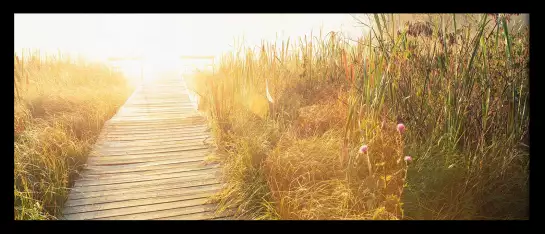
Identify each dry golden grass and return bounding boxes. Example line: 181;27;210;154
193;14;528;220
14;52;133;219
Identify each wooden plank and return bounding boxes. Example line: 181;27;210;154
107;118;208;127
81;164;219;179
97;135;211;146
80;166;219;181
97;136;210;146
88;145;210;157
134;91;189;94
71;172;220;193
212;216;236;220
99;134;210;143
94;203;220;220
63;198;211;220
100;127;210;137
75;168;220;187
93;144;210;155
124;98;192;102
87;149;212;164
106;118;205;128
68;178;220;200
102;127;209;137
80;160;215;176
87;151;211;162
119;105;196;110
64;191;218;215
73;167;220;190
101;124;208;133
105;115;204;122
82;160;217;175
105;118;206;127
93;139;210;152
117;108;199;113
95;141;213;150
128;102;195;106
86;155;210;169
87;156;209;166
109;114;201;121
114;111;200;117
116;109;200;115
64;184;221;207
97;128;210;140
99;133;210;142
155;210;234;220
108;116;201;122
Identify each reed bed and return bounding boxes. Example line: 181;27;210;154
14;50;134;219
190;14;529;220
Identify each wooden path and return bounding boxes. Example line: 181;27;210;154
61;73;231;220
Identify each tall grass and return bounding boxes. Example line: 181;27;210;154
190;13;528;220
14;50;134;220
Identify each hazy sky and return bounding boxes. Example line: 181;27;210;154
14;14;366;62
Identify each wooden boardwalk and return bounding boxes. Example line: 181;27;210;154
61;73;231;220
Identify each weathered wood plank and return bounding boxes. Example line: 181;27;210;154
84;159;211;172
103;125;209;134
98;134;210;143
71;172;220;193
87;151;213;164
87;155;208;167
104;118;206;126
92;143;209;155
68;178;220;200
97;136;212;147
103;124;209;133
93;203;220;220
80;161;216;176
63;198;211;220
100;130;210;139
95;140;210;151
88;145;210;157
64;184;221;207
75;168;220;187
64;191;218;215
155;210;235;220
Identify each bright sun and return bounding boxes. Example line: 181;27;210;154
15;14;364;83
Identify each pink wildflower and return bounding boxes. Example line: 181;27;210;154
359;145;368;154
404;156;412;162
397;123;406;134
